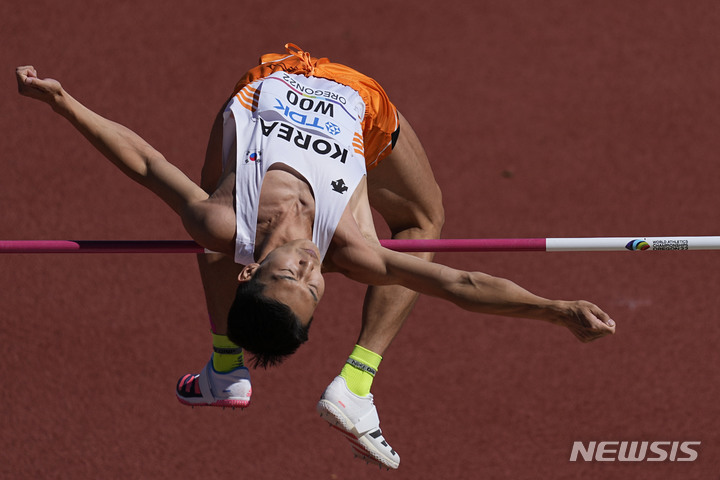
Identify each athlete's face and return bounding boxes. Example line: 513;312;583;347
239;239;325;325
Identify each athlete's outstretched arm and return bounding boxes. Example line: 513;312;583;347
15;66;208;216
329;223;616;343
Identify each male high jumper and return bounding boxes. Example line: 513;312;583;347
16;44;615;469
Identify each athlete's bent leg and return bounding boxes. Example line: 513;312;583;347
319;112;444;469
176;103;251;408
363;111;444;363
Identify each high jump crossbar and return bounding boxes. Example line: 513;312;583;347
1;237;719;254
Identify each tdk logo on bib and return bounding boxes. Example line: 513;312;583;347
273;94;340;135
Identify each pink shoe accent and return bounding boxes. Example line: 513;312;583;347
176;360;251;408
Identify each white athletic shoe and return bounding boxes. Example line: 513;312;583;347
176;358;251;409
317;376;400;470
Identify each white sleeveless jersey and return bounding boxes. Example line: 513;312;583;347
222;71;368;265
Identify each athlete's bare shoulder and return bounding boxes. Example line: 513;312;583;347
183;171;237;256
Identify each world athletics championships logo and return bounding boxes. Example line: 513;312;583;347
625;239;650;251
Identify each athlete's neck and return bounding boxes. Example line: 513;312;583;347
254;166;315;262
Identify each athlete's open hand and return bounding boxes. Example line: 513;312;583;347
16;66;63;106
552;300;616;342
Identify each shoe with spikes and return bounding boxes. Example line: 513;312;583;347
176;358;251;409
317;376;399;469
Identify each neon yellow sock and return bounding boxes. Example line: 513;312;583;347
340;345;382;397
211;333;244;372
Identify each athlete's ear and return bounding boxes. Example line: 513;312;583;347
238;263;261;283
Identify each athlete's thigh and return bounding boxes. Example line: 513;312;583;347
200;100;230;192
367;112;444;234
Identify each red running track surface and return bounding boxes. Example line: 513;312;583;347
1;1;719;479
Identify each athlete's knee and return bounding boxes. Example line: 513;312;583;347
422;184;445;238
426;207;445;239
432;201;445;236
393;192;444;239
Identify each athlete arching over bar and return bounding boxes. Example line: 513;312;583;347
16;44;615;470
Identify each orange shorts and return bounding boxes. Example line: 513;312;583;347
233;43;399;170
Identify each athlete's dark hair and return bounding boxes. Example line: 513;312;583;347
226;275;312;369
